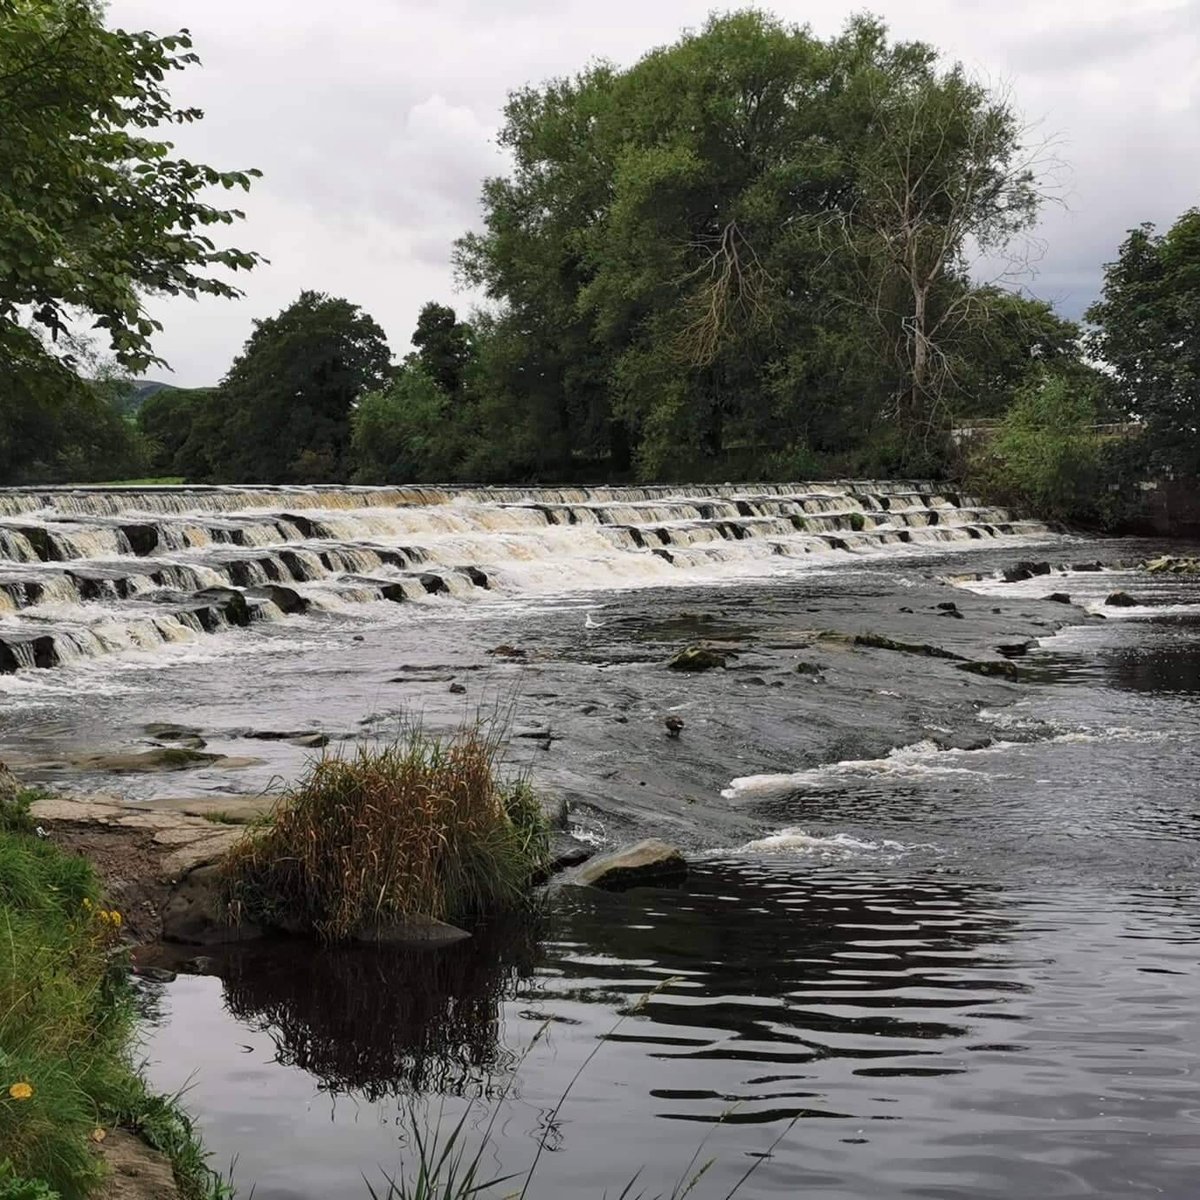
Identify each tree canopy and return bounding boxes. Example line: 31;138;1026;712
177;292;392;483
454;10;1057;479
1087;208;1200;476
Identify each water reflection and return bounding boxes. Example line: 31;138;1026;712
535;865;1029;1126
212;916;542;1100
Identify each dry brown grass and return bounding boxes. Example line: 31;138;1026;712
222;725;548;942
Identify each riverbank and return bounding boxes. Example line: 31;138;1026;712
0;780;232;1200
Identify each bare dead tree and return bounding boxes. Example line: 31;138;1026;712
823;74;1066;449
674;220;774;367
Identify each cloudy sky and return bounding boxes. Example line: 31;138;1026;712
107;0;1199;386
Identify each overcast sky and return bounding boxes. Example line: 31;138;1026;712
107;0;1200;386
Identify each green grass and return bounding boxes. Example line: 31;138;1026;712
84;477;184;487
0;822;232;1199
223;726;549;942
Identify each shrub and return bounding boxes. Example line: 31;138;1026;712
223;727;550;942
967;370;1104;522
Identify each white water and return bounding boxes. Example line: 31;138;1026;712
0;481;1052;674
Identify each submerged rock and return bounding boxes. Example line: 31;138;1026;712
350;915;470;946
573;838;688;890
1105;591;1140;607
290;733;329;749
1145;556;1200;574
144;722;202;741
77;747;233;773
667;645;728;671
853;633;962;660
1043;592;1072;604
956;660;1019;681
487;644;527;659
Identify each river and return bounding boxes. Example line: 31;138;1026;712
0;483;1196;1198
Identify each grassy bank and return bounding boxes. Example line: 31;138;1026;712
223;727;549;942
0;788;230;1200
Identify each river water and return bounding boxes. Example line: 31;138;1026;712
1;484;1197;1197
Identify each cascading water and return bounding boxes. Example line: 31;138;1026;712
0;481;1049;673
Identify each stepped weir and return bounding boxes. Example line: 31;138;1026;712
0;481;1046;673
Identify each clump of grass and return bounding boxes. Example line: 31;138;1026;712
223;726;550;942
0;788;48;835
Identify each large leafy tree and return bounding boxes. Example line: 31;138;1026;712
1087;209;1200;475
194;292;391;482
458;11;1056;479
408;303;474;397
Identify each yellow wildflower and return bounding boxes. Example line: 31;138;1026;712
90;1127;107;1143
8;1081;33;1101
109;910;122;928
82;897;93;910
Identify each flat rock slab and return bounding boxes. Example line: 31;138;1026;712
142;794;278;824
573;838;688;890
72;748;263;773
31;793;247;882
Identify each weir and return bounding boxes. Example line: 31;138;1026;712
0;481;1047;673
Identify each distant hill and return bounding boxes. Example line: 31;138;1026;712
118;380;173;412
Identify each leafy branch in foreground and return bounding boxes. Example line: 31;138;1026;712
0;0;262;377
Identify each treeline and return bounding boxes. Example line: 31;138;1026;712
2;6;1196;497
137;11;1103;487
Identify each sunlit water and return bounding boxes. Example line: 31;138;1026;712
131;551;1200;1200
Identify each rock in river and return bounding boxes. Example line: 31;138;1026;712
573;838;688;890
1105;591;1140;608
667;645;728;671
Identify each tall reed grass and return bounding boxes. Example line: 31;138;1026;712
223;725;549;942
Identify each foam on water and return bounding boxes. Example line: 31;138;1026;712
733;829;913;857
720;739;992;799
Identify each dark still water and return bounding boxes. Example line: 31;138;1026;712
141;594;1200;1200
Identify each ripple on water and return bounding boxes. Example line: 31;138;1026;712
142;863;1200;1200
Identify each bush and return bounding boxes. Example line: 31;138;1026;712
967;370;1104;522
223;727;550;942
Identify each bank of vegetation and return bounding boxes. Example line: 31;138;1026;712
0;786;229;1200
0;3;1195;516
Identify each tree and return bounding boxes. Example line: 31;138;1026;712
0;1;260;376
1087;209;1200;475
828;57;1051;454
968;369;1103;521
201;292;392;482
136;387;213;475
352;367;458;484
458;11;1057;479
409;303;474;396
0;0;259;484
